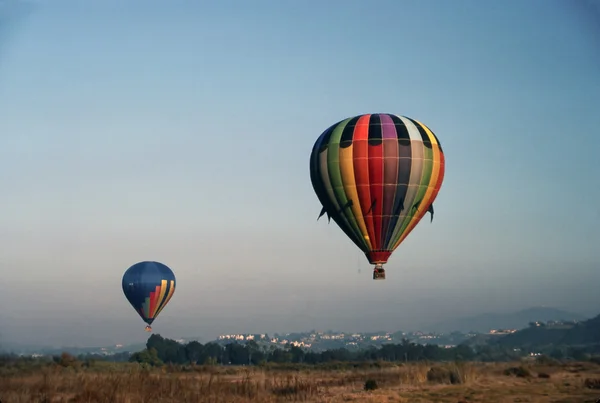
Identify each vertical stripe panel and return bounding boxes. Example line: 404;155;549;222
149;286;159;318
155;280;176;317
388;116;425;247
395;140;445;248
380;114;399;246
383;115;412;248
352;115;376;246
314;126;365;250
143;297;150;319
393;118;436;246
153;280;168;317
328;119;367;248
339;120;372;248
367;114;384;249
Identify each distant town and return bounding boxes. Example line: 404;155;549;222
214;330;469;350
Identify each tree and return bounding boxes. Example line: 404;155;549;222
246;340;264;365
289;345;305;363
185;341;204;364
202;343;223;365
55;352;80;368
129;348;163;366
225;343;249;365
147;334;186;364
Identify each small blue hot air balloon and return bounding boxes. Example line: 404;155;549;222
122;261;176;332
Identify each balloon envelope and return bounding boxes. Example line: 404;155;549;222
309;113;445;267
122;261;176;327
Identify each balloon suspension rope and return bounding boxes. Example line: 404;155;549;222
145;325;152;332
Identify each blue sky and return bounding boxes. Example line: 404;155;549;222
0;0;599;347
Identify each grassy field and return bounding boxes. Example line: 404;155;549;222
2;360;600;402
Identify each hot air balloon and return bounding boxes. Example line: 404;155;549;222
309;113;445;280
122;261;176;331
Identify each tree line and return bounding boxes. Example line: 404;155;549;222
128;334;482;366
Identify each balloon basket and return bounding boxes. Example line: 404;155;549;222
145;325;152;332
373;265;386;280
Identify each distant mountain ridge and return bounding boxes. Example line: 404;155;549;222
491;313;600;349
427;307;587;333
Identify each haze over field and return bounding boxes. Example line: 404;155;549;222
0;0;599;348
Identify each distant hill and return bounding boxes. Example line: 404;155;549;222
491;313;600;349
428;307;587;333
0;341;147;356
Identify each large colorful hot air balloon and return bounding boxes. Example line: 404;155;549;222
122;261;176;331
309;113;445;280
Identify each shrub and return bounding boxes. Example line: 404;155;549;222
584;378;600;389
427;366;462;384
364;379;378;391
503;366;531;378
56;352;80;369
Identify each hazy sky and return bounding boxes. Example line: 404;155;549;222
0;0;599;348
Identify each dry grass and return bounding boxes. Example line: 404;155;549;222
2;361;600;402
